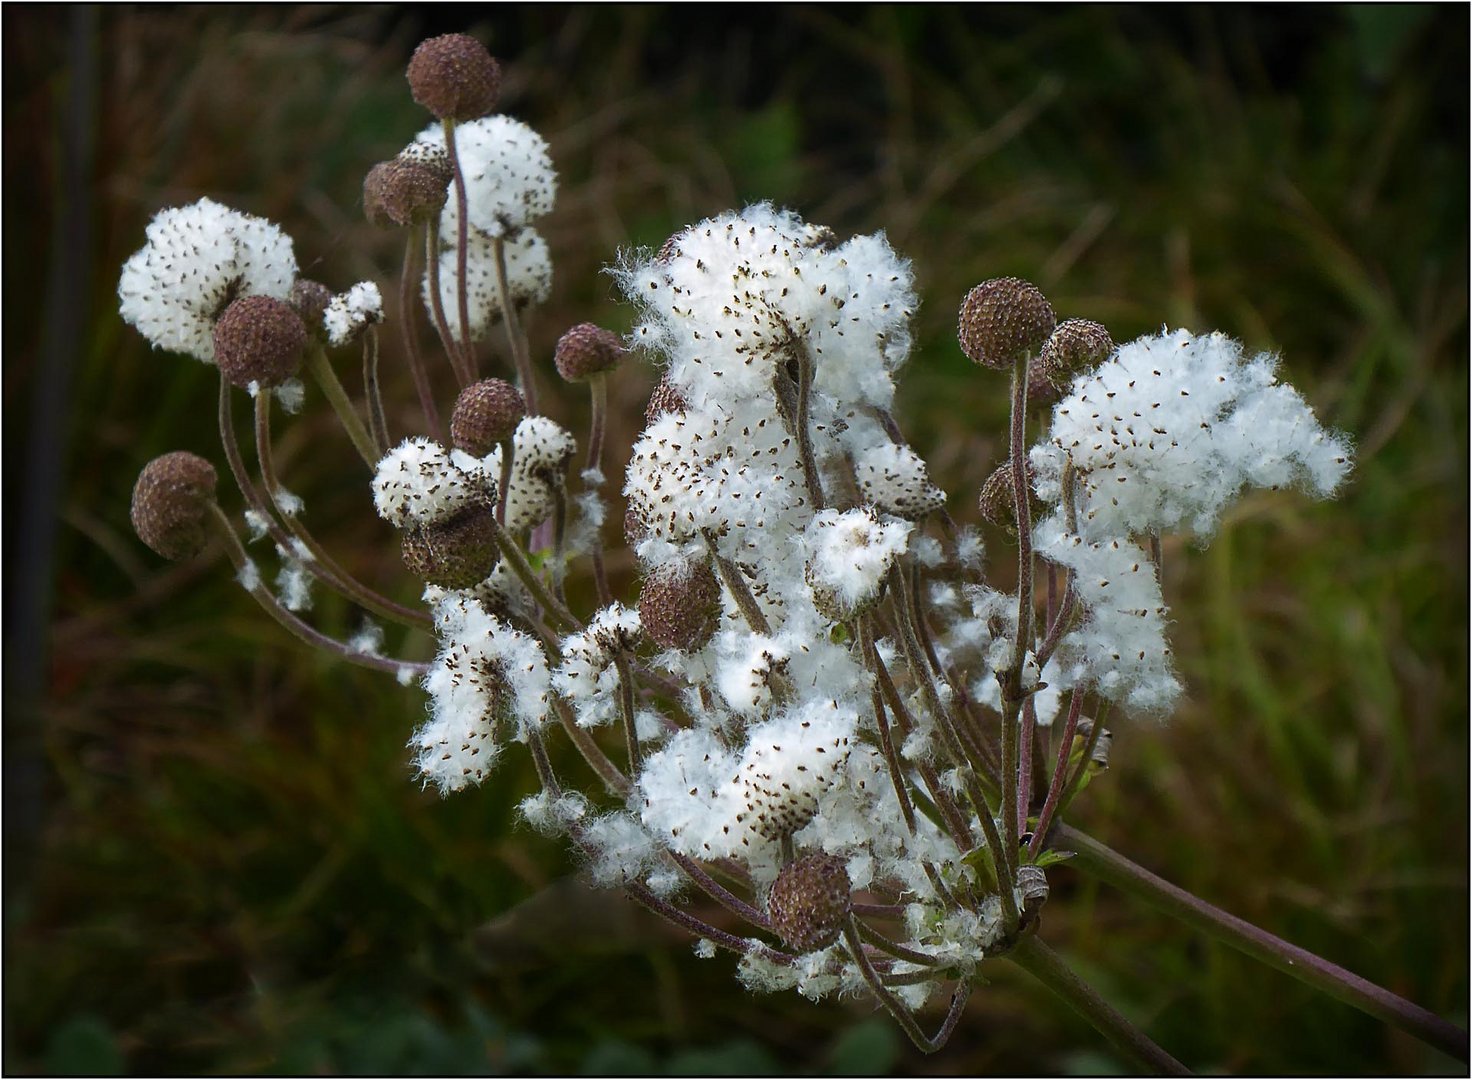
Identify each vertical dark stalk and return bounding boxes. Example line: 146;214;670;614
1028;686;1084;859
586;373;612;606
303;343;379;467
398;231;444;440
362;326;389;454
425;218;471;386
490;235;538;414
441;119;478;380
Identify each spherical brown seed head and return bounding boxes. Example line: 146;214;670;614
766;853;852;953
977;459;1045;534
638;559;721;652
554;323;625;383
644;375;688;425
400;501;500;589
288;279;333;336
363;159;450;229
1038;318;1114;389
451;379;526;456
957;277;1056;370
407;34;501;121
624;507;648;549
212;294;307;389
131;451;218;560
1026;356;1060;407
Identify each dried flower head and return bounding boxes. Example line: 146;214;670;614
451;379;526;456
406;34;501;121
288;279;333;335
401;502;500;589
977;459;1045;533
555;323;626;382
363;158;451;228
212;294;308;389
1039;318;1114;388
130;451;218;560
644;375;688;424
958;276;1056;369
638;558;721;652
766;853;852;953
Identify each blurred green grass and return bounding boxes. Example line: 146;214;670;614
4;6;1465;1074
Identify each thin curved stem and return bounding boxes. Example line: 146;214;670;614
1029;686;1085;860
304;343;378;468
490;234;538;414
442;118;478;382
398;230;444;441
704;532;771;636
206;503;426;678
1007;934;1190;1075
490;515;580;632
253;392;431;632
425;217;471;387
362;326;389;455
1055;824;1469;1063
842;915;971;1054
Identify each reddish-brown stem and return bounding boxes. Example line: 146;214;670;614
441;119;478;381
398;231;444;440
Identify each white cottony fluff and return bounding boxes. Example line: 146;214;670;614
414;595;553;795
1031;328;1352;538
323;281;384;346
553;604;642;728
118;197;297;363
802;506;911;617
1033;515;1180;715
371;437;493;528
414;116;557;237
422;227;552;341
850;440;947;519
476;415;578;533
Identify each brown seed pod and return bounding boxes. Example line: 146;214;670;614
406;34;501;122
288;279;333;337
451;379;526;457
643;375;688;425
638;558;721;652
401;501;500;589
957;277;1056;370
977;458;1046;534
363;158;451;229
1039;318;1114;389
212;294;307;389
624;507;648;549
766;853;852;953
130;451;219;560
554;323;626;383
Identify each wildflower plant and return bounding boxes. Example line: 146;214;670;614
120;33;1466;1070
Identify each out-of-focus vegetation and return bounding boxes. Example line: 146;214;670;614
4;6;1465;1074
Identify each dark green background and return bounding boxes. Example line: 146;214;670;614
5;6;1466;1074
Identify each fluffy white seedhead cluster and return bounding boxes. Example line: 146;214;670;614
1023;328;1352;715
118;197;297;362
415;117;556;336
802;507;911;619
850;439;947;519
371;437;493;528
414;594;553;794
553;604;642;728
479;415;578;533
324;281;384;346
1031;329;1352;538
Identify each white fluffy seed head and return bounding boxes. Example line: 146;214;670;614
323;281;384;346
118;197;297;363
372;437;494;529
414;116;556;237
422;227;552;341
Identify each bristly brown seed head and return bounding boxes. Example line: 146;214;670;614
1039;318;1114;389
363;158;451;229
957;277;1056;370
400;501;500;589
977;458;1046;534
554;323;626;383
638;559;721;652
624;507;648;549
644;375;688;425
130;451;219;560
766;853;852;953
451;379;526;456
288;279;333;338
406;34;501;121
212;294;307;389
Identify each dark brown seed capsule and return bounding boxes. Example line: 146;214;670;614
638;558;721;652
288;279;333;337
644;375;688;424
1039;318;1114;389
977;459;1046;533
957;277;1056;370
406;34;501;122
451;379;526;456
554;323;626;383
766;853;852;953
363;158;451;229
130;451;219;560
212;294;307;389
401;502;500;589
